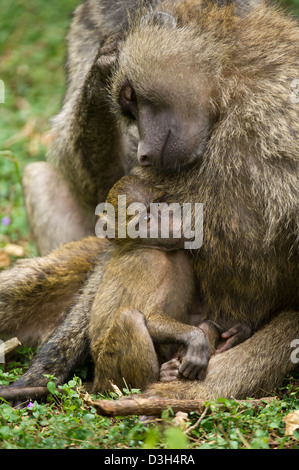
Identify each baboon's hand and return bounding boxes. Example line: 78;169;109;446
96;32;123;81
84;33;122;103
160;358;181;382
215;323;253;354
179;328;210;380
96;54;117;80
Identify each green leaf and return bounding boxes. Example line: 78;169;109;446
68;379;77;388
251;430;270;449
142;427;161;449
164;427;189;449
83;413;95;423
47;381;56;395
0;426;10;438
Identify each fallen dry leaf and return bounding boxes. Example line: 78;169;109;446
172;411;190;430
3;243;25;257
0;337;21;357
0;251;10;268
283;410;299;437
81;391;94;406
109;381;123;397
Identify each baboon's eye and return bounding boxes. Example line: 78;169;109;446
118;79;138;120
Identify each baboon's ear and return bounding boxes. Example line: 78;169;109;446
141;11;177;28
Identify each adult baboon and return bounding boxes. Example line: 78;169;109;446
23;0;264;255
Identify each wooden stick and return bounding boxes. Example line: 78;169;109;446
0;337;21;357
93;396;204;416
93;395;276;417
184;406;209;434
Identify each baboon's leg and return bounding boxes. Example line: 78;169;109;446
93;307;160;394
23;162;95;255
0;313;90;407
0;237;110;345
0;254;111;401
0;301;91;402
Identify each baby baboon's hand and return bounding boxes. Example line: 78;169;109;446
215;323;253;354
160;358;181;383
179;328;210;380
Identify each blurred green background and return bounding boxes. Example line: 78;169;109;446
0;0;78;258
0;0;298;260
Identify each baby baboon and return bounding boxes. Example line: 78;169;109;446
91;174;202;392
90;175;253;392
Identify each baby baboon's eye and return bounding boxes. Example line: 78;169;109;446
119;79;138;120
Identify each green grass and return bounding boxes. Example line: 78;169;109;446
0;350;298;449
0;0;298;450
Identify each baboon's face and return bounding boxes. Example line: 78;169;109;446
105;175;185;250
111;15;218;173
118;78;214;172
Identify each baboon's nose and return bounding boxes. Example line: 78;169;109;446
137;142;152;166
